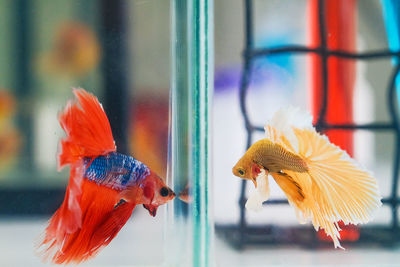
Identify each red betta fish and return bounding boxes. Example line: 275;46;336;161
37;88;175;264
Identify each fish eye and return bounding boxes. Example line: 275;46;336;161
160;187;169;197
238;168;245;176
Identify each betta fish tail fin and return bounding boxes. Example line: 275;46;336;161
58;88;116;169
42;180;134;264
283;128;381;248
38;162;85;261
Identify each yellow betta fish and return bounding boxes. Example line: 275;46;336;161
232;107;381;249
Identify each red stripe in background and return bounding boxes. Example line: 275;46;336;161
309;0;359;243
309;0;356;156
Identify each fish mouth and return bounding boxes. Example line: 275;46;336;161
143;204;157;217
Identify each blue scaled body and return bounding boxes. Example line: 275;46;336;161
83;152;150;190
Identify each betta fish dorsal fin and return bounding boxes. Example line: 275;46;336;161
58;88;116;169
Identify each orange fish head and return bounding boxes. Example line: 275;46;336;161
232;152;265;187
232;154;261;187
141;170;175;217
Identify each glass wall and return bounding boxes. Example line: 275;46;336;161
0;0;399;266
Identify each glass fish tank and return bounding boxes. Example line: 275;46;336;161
0;0;399;266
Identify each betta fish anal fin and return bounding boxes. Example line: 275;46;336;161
270;172;304;203
50;180;121;264
88;200;136;252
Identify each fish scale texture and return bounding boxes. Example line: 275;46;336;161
84;152;150;190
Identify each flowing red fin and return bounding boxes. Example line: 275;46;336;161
58;88;116;169
88;201;136;254
41;162;84;251
42;180;129;264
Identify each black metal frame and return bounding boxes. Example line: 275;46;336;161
217;0;400;248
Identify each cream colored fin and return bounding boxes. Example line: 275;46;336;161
269;106;313;131
295;128;381;224
264;125;279;143
245;170;270;212
283;170;345;248
281;128;381;248
264;106;313;154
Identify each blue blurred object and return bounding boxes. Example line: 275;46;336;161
214;36;296;93
255;36;295;74
213;65;275;92
214;67;242;92
381;0;400;103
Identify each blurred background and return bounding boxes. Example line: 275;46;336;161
0;0;400;266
